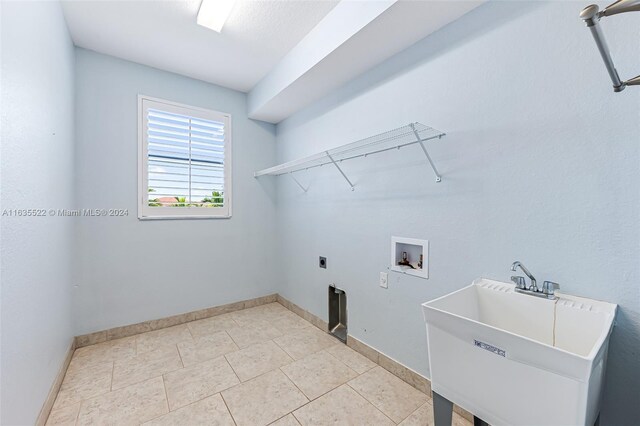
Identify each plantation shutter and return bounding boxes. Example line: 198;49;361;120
139;96;231;219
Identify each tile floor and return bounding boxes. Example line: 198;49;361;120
46;302;472;426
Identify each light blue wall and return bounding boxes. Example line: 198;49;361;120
0;1;76;424
275;2;639;425
73;49;278;334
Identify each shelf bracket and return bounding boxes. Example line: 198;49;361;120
288;172;308;192
326;152;355;191
410;123;442;183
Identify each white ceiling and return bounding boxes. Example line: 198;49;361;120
61;0;485;122
61;0;338;92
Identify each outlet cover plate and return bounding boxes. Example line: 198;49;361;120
380;272;388;288
319;256;327;269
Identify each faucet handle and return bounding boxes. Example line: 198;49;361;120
511;276;527;290
542;281;560;297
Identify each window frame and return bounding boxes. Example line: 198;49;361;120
137;95;232;220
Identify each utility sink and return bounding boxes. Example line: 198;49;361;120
422;278;617;426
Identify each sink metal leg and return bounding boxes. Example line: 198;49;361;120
432;392;453;426
474;416;489;426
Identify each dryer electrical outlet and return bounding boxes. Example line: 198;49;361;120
319;256;327;269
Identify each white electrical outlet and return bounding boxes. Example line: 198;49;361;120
379;272;388;289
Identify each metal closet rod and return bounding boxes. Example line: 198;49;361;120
580;0;640;92
580;0;640;91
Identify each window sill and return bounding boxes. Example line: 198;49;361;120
138;214;232;220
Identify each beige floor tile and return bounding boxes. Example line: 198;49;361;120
53;361;113;409
346;337;379;364
163;356;239;410
68;336;136;373
177;331;239;367
292;384;394;426
399;401;472;426
269;413;301;426
230;307;275;327
46;402;81;426
234;303;287;318
112;345;183;390
227;323;283;348
231;304;296;329
187;313;239;339
274;327;337;360
378;354;430;394
271;311;314;335
221;369;308;426
76;376;168;425
260;304;294;315
255;302;290;314
454;411;473;426
52;304;436;426
324;343;376;374
225;340;293;382
136;324;193;354
142;393;235;426
348;366;427;423
281;350;357;400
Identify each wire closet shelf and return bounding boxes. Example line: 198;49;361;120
254;122;445;191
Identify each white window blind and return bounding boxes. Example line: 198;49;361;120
138;96;232;219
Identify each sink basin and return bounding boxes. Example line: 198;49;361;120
422;278;617;426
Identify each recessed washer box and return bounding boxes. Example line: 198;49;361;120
390;236;428;279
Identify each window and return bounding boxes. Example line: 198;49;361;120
138;96;232;219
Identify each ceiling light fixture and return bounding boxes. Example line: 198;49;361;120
197;0;237;33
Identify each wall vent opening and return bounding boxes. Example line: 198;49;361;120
328;284;347;343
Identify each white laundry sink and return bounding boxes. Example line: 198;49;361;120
422;278;617;426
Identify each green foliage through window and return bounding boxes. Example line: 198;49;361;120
148;190;224;208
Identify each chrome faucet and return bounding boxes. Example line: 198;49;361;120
511;261;538;292
510;261;559;300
